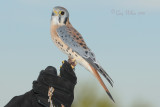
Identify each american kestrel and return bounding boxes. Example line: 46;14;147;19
50;6;114;102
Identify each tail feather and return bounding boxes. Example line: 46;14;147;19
107;91;115;103
98;65;114;87
89;64;115;102
86;58;114;87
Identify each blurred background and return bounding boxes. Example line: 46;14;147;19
0;0;160;107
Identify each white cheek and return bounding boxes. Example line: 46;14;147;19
51;16;65;26
51;16;59;25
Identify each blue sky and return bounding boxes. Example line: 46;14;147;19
0;0;160;107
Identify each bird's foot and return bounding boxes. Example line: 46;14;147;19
68;58;77;69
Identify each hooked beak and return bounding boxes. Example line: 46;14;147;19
52;10;61;23
52;10;61;22
52;10;59;16
52;12;55;16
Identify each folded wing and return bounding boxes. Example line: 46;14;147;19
56;25;114;87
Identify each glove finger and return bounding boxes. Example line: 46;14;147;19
37;66;58;85
33;81;72;107
60;61;77;85
52;99;62;107
53;89;73;107
43;65;73;90
33;80;72;102
40;75;74;93
45;66;57;76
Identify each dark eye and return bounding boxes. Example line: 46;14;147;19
61;11;65;15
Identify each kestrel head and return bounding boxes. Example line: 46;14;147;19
51;6;69;25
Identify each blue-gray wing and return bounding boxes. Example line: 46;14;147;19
56;25;113;86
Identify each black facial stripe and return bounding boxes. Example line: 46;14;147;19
59;16;61;23
64;17;68;24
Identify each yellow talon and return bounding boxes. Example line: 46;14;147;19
62;61;65;64
71;65;75;69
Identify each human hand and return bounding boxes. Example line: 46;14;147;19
33;60;77;107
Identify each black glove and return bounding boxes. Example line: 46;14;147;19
33;60;77;107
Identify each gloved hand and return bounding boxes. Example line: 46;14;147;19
33;60;77;107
